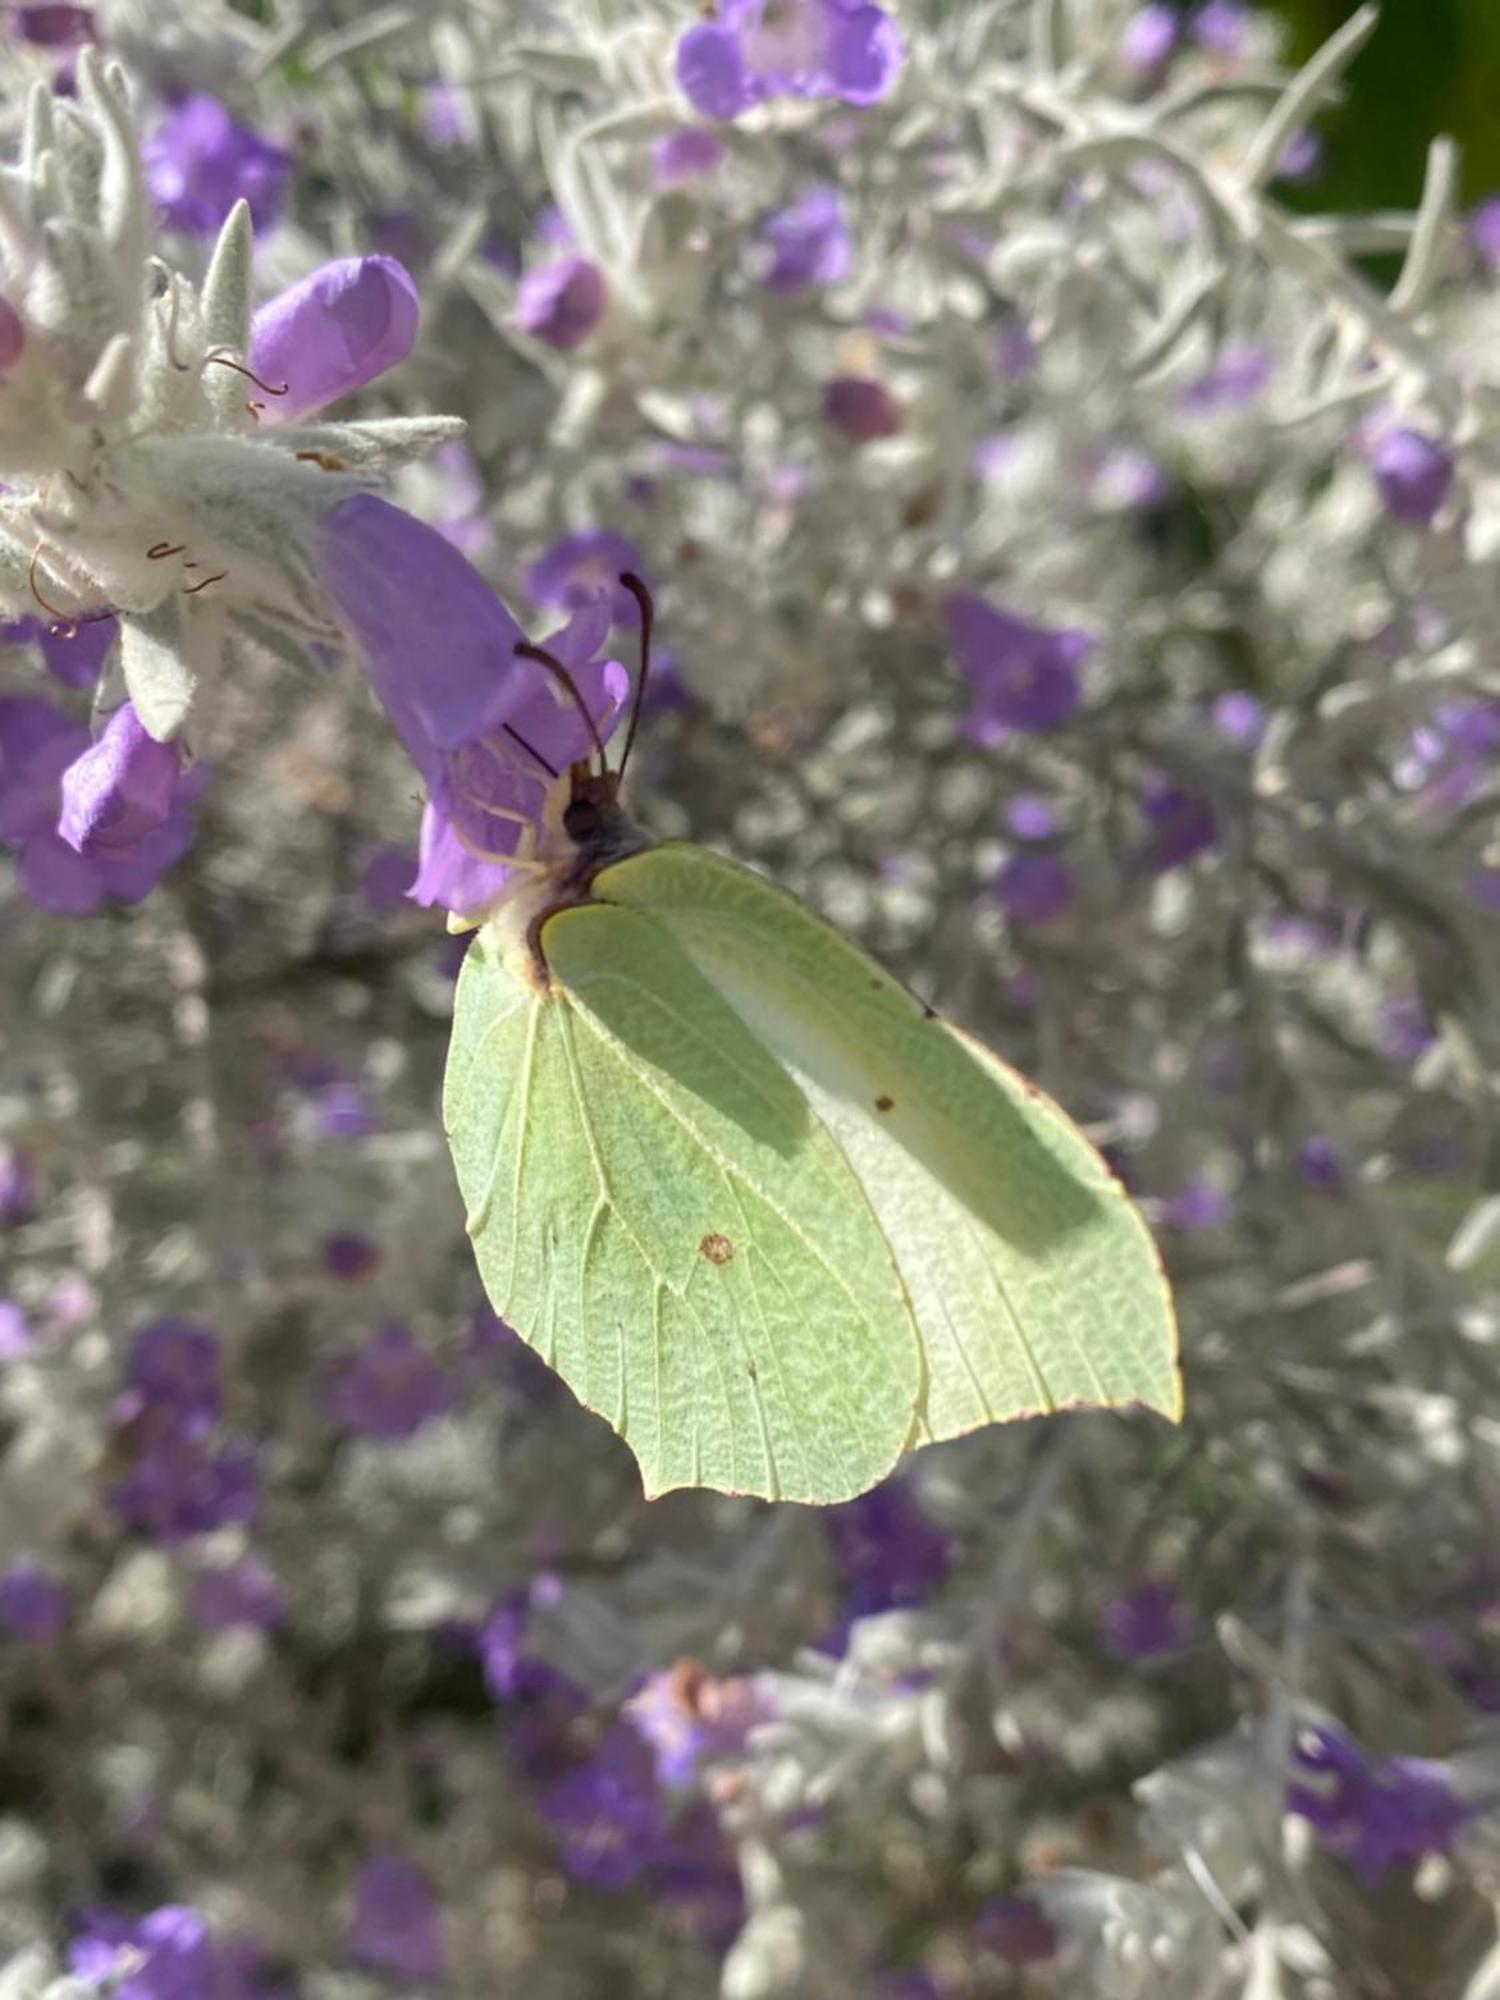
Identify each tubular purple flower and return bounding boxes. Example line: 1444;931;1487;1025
1370;426;1455;529
515;257;609;350
759;185;853;291
143;95;291;236
823;373;903;441
526;528;648;627
57;704;189;861
676;0;904;119
944;590;1090;739
1288;1726;1471;1885
250;257;421;424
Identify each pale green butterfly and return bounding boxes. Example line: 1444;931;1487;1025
444;581;1180;1505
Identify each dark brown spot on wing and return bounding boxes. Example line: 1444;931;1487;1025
699;1232;735;1266
874;1094;894;1112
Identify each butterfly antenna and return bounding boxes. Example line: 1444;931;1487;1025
514;640;611;774
502;720;560;779
617;572;654;777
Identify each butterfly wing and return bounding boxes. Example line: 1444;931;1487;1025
591;843;1182;1444
445;901;921;1503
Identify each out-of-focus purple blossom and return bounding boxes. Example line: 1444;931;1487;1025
1134;776;1218;875
1470;865;1500;913
823;373;903;441
419;82;466;148
945;590;1089;740
1381;994;1437;1064
122;1317;223;1432
515;257;608;350
1369;426;1455;529
12;4;95;44
1101;1578;1191;1659
1417;1622;1500;1713
0;696;198;915
970;432;1018;481
1162;1174;1232;1231
1;611;118;688
1471;197;1500;273
250;256;420;425
108;1432;259;1543
1288;1726;1471;1885
1297;1134;1344;1191
1120;3;1180;78
1005;793;1062;841
188;1555;285;1635
321;497;628;922
1213;690;1266;746
536;205;577;252
58;705;191;863
652;126;726;186
323;1321;452;1443
0;1147;35;1227
143;96;291;236
990;851;1075;928
1180;340;1273;412
478;1586;556;1702
758;185;853;292
1276;129;1324;182
1089;443;1169;511
70;1906;243;1999
539;1722;671;1889
0;1559;68;1641
526;528;647;628
626;1661;770;1786
826;1479;949;1628
975;1893;1060;1964
0;1300;31;1359
676;0;903;120
1192;0;1250;56
349;1854;445;1985
320;1231;382;1282
357;842;417;915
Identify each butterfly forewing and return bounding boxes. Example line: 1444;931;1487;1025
592;844;1182;1444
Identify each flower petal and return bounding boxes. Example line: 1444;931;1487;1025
251;257;420;424
58;703;184;859
676;23;756;119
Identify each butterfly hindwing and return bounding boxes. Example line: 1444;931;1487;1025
446;906;921;1504
592;843;1182;1445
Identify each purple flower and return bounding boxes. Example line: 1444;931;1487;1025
1213;690;1265;746
320;1230;382;1281
250;256;420;425
0;1558;68;1641
320;496;629;922
1276;129;1323;182
58;705;192;862
349;1854;444;1985
1006;793;1062;841
975;1893;1060;1965
1296;1134;1344;1191
990;851;1075;928
1101;1579;1190;1659
1089;443;1169;512
525;528;648;628
539;1723;670;1889
1180;340;1273;412
357;841;418;915
1381;994;1436;1063
1288;1726;1471;1885
188;1556;285;1635
1134;777;1218;875
676;0;903;119
823;373;903;441
626;1661;770;1786
826;1479;949;1626
0;696;198;915
1120;3;1180;77
1370;426;1455;529
515;257;608;350
108;1432;259;1543
1471;197;1500;274
143;96;291;236
945;590;1089;740
0;1300;31;1359
758;185;853;292
1192;0;1249;56
123;1317;223;1432
70;1906;238;2000
0;1148;35;1227
652;127;726;186
2;612;118;688
1162;1173;1231;1231
322;1321;451;1443
11;4;95;45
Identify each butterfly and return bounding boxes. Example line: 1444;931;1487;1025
444;581;1180;1504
